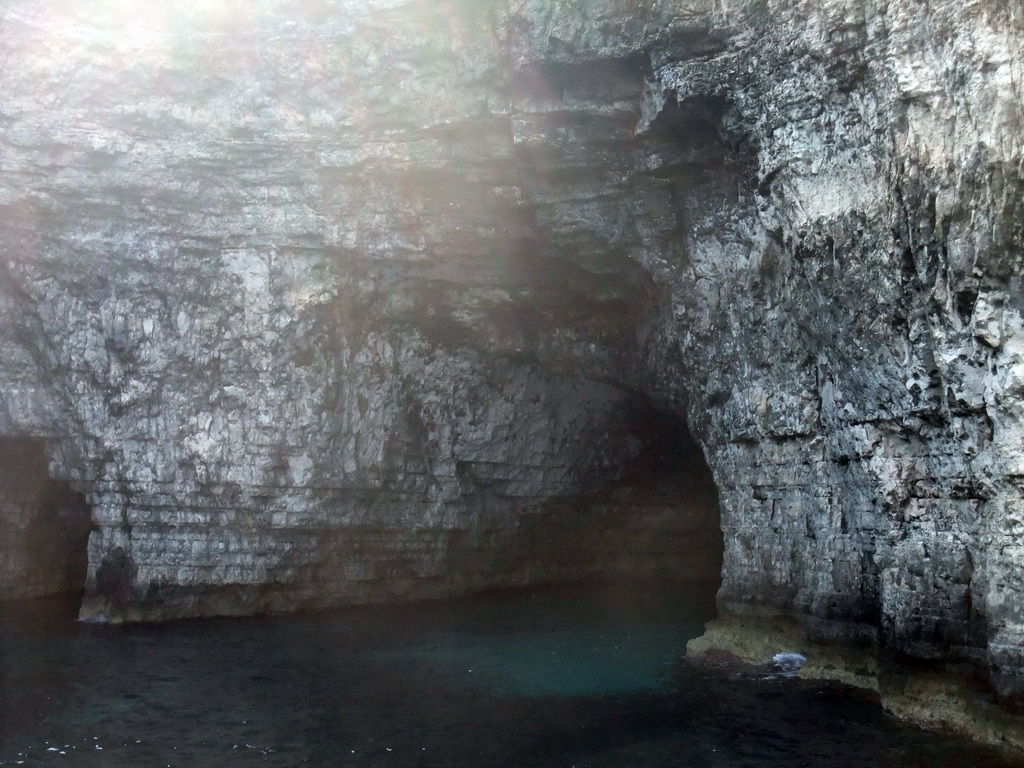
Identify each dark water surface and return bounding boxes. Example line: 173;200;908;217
1;583;1022;768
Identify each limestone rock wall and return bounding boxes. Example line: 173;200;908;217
0;0;1023;712
514;0;1024;705
655;0;1024;701
0;0;720;619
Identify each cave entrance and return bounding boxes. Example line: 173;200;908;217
594;414;723;587
0;437;93;609
519;410;723;608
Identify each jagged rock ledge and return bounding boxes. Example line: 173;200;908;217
688;613;1024;751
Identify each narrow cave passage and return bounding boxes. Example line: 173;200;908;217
0;438;92;606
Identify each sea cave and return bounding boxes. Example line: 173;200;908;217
2;0;1024;762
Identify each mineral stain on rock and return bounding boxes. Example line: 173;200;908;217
0;0;1023;748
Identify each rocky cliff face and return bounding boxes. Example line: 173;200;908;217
1;0;1023;737
0;0;725;619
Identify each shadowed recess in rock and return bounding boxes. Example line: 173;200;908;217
0;438;92;604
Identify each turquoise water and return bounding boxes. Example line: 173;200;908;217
1;583;1022;768
370;586;710;697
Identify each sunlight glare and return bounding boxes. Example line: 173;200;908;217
65;0;235;53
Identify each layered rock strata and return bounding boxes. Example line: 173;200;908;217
0;0;1023;739
0;0;725;621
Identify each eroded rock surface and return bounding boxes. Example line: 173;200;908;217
0;0;724;620
1;0;1023;734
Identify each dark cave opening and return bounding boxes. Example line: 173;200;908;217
589;410;723;587
507;409;723;608
0;437;93;607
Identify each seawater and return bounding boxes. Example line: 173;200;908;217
1;583;1022;768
